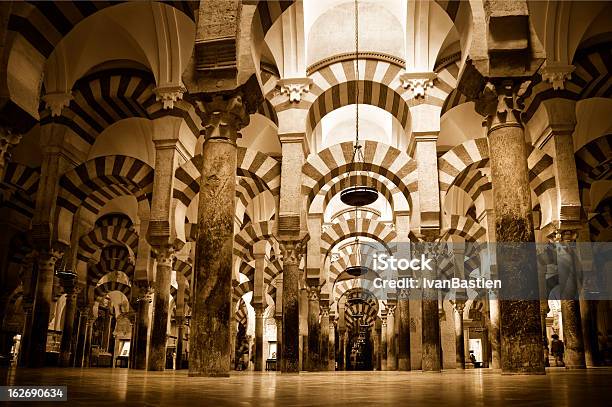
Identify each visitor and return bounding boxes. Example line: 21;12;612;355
550;334;565;367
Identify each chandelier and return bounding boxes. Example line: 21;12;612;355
339;0;378;208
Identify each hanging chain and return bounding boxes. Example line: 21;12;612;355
354;0;360;155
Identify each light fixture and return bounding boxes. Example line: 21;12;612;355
339;0;378;208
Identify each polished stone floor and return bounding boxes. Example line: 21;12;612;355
1;367;611;406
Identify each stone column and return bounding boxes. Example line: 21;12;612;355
306;282;321;371
132;283;153;369
453;299;466;369
421;242;441;372
18;299;34;367
319;300;330;371
552;229;586;369
328;319;335;371
74;307;88;367
338;328;346;371
28;248;63;367
479;80;544;374
280;238;307;373
397;290;411;370
380;313;388;371
148;248;173;371
488;288;502;369
83;312;95;367
189;94;249;377
275;316;283;369
254;304;265;371
59;287;79;367
386;304;397;370
373;320;380;370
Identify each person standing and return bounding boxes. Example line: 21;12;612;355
550;334;565;367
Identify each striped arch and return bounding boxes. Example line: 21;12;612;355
56;155;153;241
77;217;138;262
173;259;192;279
251;1;295;42
233;280;254;304
523;42;612;122
0;163;40;218
266;256;283;282
333;279;381;305
303;141;417;213
6;2;195;60
173;147;281;209
88;245;134;284
452;164;492;209
345;300;378;329
331;208;381;223
322;173;398;214
437;55;469;116
575;134;612;191
233;221;276;262
589;210;612;242
235;298;248;326
94;281;131;302
321;218;396;258
256;99;279;127
329;243;381;284
306;80;411;133
40;69;155;146
442;215;487;242
237;261;255;282
170;285;191;305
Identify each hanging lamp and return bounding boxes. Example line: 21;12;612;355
339;0;378;207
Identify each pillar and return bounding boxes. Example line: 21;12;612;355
552;230;586;369
380;314;388;371
307;283;321;371
132;283;152;369
28;248;63;367
488;289;501;369
421;242;441;372
280;239;307;373
319;300;330;371
275;316;283;369
74;307;88;367
328;319;335;371
189;94;249;377
338;328;346;371
397;290;411;370
454;299;466;369
83;312;95;367
254;305;265;371
482;80;545;374
373;320;381;371
59;288;79;367
148;248;173;371
386;304;397;370
18;300;34;367
175;316;185;370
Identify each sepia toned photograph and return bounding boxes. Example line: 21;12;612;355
0;0;610;405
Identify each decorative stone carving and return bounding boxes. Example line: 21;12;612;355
400;72;437;98
549;229;578;243
41;92;73;117
198;94;249;142
540;63;575;90
277;78;313;103
279;237;308;266
0;128;22;176
475;80;531;129
154;85;187;110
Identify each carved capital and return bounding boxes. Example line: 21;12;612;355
476;80;531;131
197;94;249;142
38;247;65;270
0;128;22;171
277;78;313;103
400;72;437;98
307;284;321;301
549;229;578;243
154;85;187;110
279;235;308;266
42;92;73;117
540;63;575;91
152;245;175;268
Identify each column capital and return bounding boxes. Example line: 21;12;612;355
475;80;531;132
277;78;313;103
307;284;321;301
540;63;575;91
278;234;309;266
400;72;437;98
151;245;176;268
0;127;22;175
41;92;73;117
548;228;578;243
253;303;265;317
153;84;187;110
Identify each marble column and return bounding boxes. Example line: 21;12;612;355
280;239;306;373
254;305;265;371
133;284;152;369
380;314;387;371
28;249;63;367
190;95;249;377
397;291;411;370
454;299;466;369
175;316;185;370
74;307;88;367
422;243;441;372
328;320;335;371
386;305;397;370
18;299;34;367
488;290;502;369
275;316;283;369
148;248;173;371
481;80;544;374
319;301;330;371
553;230;586;369
373;320;381;371
540;301;550;367
338;329;346;371
83;313;95;367
307;283;321;371
59;288;79;367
